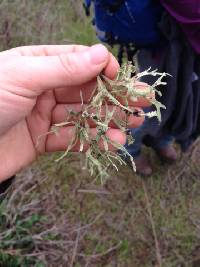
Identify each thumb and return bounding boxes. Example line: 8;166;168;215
3;44;110;95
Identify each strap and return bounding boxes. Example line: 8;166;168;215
83;0;92;16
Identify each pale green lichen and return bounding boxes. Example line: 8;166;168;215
49;62;167;183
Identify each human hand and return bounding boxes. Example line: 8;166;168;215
0;44;150;181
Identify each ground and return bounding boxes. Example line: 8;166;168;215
0;1;200;267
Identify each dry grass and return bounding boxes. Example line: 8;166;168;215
0;0;97;51
1;140;200;266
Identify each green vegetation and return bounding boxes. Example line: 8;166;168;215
0;1;200;266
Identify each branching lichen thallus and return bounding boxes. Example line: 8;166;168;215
48;62;167;183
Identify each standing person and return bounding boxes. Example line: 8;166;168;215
84;0;200;176
131;0;200;175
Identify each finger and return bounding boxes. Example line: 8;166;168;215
11;46;119;80
4;45;89;56
3;44;111;95
52;104;145;128
54;53;119;104
46;127;126;152
54;80;154;106
131;81;155;107
103;52;119;80
55;79;97;104
117;81;155;108
126;93;155;108
128;108;145;128
11;44;119;81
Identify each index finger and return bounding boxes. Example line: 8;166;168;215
10;45;119;79
4;45;89;56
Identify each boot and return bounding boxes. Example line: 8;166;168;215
156;144;178;164
134;154;153;177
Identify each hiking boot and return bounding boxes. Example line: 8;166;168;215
156;144;178;164
134;154;153;177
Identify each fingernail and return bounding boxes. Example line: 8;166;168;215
89;44;108;65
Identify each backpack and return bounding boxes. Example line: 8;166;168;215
83;0;166;63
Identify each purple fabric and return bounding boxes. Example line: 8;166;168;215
160;0;200;54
